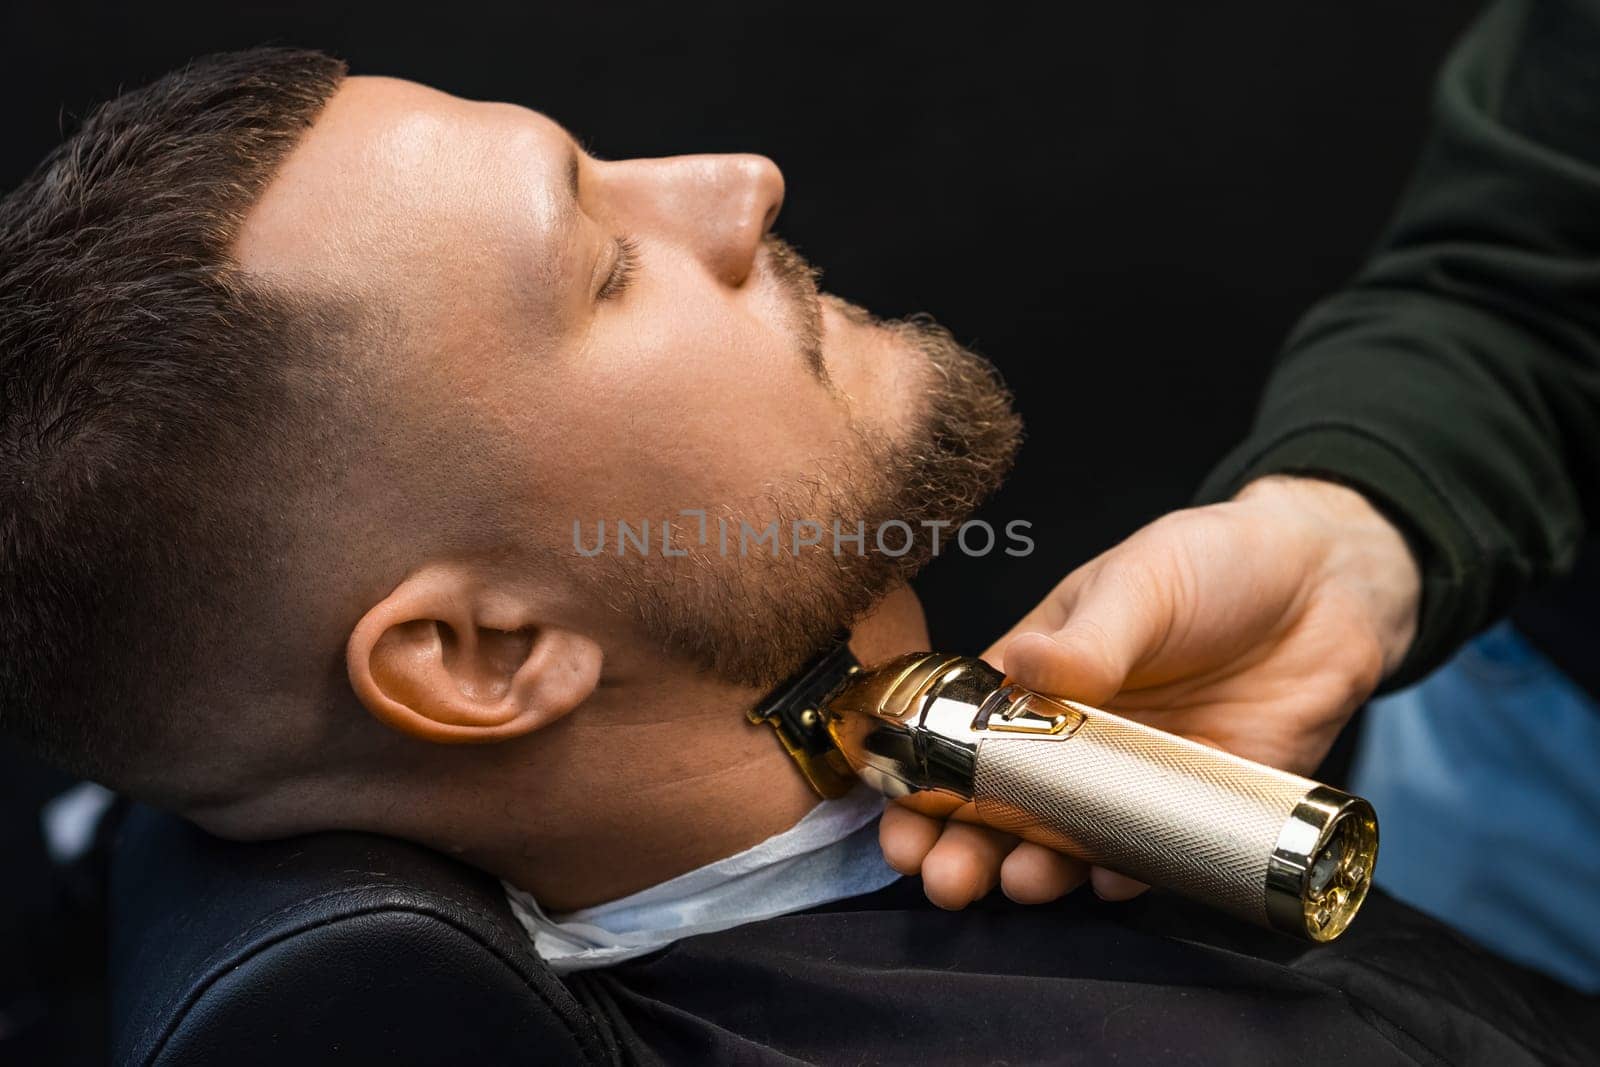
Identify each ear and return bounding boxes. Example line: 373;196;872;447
346;564;603;744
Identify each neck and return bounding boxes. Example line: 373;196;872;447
457;586;931;911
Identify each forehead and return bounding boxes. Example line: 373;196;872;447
233;75;575;293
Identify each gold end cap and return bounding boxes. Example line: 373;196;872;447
1265;787;1379;942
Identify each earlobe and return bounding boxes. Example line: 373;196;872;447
346;567;602;744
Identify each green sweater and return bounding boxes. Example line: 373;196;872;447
1197;0;1600;689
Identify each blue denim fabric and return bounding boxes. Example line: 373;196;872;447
1352;622;1600;991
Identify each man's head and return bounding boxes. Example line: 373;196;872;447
0;49;1020;855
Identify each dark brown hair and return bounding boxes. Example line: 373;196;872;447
0;48;348;783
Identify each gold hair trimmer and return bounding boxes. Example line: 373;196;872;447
750;646;1377;942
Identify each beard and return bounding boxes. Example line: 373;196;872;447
573;294;1023;690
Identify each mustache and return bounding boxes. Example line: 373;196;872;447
759;234;829;385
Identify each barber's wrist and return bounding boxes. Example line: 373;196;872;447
1233;474;1422;678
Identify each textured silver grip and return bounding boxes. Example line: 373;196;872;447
974;711;1312;925
821;652;1378;940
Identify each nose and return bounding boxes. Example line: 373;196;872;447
602;153;785;286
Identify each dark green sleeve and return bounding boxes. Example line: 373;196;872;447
1197;0;1600;689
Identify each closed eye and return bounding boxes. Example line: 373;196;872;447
597;235;640;301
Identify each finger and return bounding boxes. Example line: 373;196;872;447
1090;866;1150;901
878;802;945;875
981;572;1083;666
920;822;1019;910
999;841;1088;904
1182;732;1226;752
999;565;1171;705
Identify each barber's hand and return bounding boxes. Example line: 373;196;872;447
880;475;1421;909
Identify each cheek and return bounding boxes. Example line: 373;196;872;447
532;285;857;520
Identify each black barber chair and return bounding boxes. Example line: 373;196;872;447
107;804;612;1065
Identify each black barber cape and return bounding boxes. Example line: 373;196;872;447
561;876;1599;1065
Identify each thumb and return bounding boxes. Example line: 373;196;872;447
998;566;1169;706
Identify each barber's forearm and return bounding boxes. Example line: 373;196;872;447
1195;402;1544;692
1199;0;1600;687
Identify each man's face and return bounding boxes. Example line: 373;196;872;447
238;76;1019;686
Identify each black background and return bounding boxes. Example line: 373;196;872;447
0;1;1478;1060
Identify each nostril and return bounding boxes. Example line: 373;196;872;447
743;153;785;234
